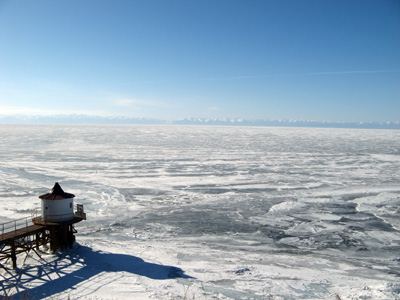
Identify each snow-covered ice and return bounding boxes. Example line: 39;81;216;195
1;125;400;299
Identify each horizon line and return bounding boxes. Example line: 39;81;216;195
0;114;399;128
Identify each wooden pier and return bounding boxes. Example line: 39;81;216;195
0;206;85;270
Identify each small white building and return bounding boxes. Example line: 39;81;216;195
39;182;75;222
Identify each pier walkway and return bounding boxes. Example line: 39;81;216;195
0;217;45;244
0;207;85;270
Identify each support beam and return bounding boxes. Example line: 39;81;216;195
10;239;16;269
36;233;40;250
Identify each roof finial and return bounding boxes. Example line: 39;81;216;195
39;182;75;200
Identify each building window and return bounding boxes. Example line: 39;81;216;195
70;203;72;208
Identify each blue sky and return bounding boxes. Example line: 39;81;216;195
0;0;399;122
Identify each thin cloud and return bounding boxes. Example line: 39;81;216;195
112;98;167;109
273;69;400;77
196;75;261;81
194;69;400;81
101;69;400;88
113;99;138;107
0;106;107;116
305;70;400;76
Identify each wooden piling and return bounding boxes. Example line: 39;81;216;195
10;239;16;269
36;233;40;250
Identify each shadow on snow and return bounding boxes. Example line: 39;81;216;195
0;244;193;299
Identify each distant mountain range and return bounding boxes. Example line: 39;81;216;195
0;114;399;129
172;117;400;129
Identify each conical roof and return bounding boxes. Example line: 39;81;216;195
39;182;75;200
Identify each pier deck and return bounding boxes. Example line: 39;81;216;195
0;224;46;244
0;209;85;269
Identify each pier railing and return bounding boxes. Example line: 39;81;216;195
0;216;35;240
75;204;86;220
1;204;85;240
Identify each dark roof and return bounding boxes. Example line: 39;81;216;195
39;182;75;200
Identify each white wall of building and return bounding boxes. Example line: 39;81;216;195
41;198;74;222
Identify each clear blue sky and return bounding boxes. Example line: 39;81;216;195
0;0;399;122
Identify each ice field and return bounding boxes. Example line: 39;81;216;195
0;124;400;299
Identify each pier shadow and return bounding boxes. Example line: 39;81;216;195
0;244;193;299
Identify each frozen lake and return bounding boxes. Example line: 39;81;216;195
1;125;400;299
